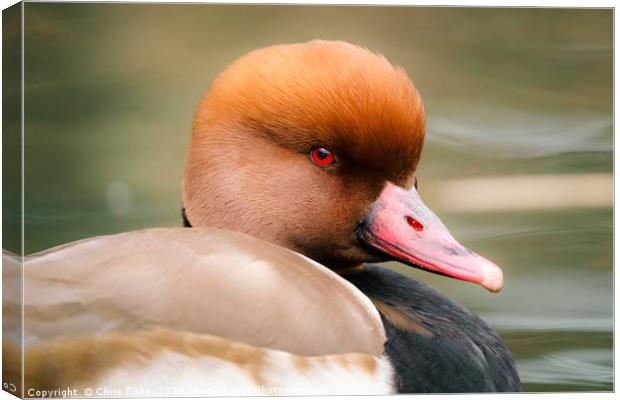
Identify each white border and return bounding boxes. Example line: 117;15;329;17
0;1;615;400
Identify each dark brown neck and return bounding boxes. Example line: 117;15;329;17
181;207;192;227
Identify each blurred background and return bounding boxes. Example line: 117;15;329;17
7;3;613;392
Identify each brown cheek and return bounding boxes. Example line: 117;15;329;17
285;172;381;265
246;155;349;258
277;168;346;247
184;130;384;267
223;144;338;251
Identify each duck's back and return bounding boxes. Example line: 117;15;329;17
344;264;522;393
3;228;396;395
6;228;385;357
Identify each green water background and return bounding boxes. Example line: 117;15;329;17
4;4;613;392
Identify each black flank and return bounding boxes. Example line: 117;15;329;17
344;264;522;393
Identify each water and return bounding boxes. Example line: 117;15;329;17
5;4;613;392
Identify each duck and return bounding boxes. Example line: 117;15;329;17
3;40;521;395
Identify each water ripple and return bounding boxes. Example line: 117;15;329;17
483;314;612;332
519;349;613;387
428;113;611;159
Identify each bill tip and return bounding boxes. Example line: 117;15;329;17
480;259;504;293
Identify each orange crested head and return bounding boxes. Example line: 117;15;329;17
192;40;426;178
184;40;431;271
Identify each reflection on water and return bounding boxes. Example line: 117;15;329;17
9;4;613;392
518;348;612;390
429;114;611;158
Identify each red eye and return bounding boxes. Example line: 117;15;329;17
310;146;335;167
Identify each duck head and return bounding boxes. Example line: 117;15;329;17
183;40;503;292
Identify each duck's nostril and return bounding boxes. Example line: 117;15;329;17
406;216;424;232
